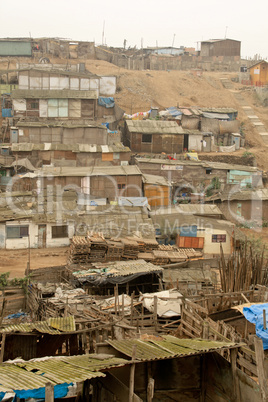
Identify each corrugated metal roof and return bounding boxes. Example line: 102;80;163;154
28;165;142;178
136;157;260;173
202;112;230;120
108;335;243;361
142;174;171;186
156;204;223;216
1;316;75;334
17;67;99;78
73;259;163;279
208;189;268;202
11;143;130;153
12;89;98;100
0;354;127;392
201;107;237;114
126;120;183;135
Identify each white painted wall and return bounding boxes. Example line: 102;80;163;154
0;224;5;249
3;221;75;249
45;223;73;248
188;134;203;152
100;76;116;96
202;228;231;255
5;221;38;250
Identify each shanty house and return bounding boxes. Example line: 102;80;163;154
135;157;263;199
0;203;155;249
24;165;143;201
208;188;268;225
200;39;241;58
142;174;171;207
124;120;184;154
11;143;131;168
10;121;108;145
151;212;236;256
12;67;117;120
249;60;268;86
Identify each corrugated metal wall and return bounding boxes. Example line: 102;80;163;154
0;41;32;56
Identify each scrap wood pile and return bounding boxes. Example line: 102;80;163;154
28;284;115;323
219;241;268;292
139;245;203;264
68;233;203;266
88;233;108;262
67;236;91;264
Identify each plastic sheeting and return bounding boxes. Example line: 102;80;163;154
118;197;148;207
98;97;115;108
219;144;236;153
0;383;72;401
139;289;183;317
243;303;268;349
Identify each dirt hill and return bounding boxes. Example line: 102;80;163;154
1;57;267;171
83;60;268;171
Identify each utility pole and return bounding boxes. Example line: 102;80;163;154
171;34;176;55
102;20;105;45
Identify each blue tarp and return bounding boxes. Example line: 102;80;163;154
166;107;182;117
243;303;268;349
98;97;115;108
2;108;12;118
5;312;27;320
0;383;72;401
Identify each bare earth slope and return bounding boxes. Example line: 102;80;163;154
84;60;268;171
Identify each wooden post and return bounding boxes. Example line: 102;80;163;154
0;334;6;363
0;297;6;326
254;336;268;401
45;382;54;402
122;293;125;317
230;348;240;402
147;362;154;402
129;345;137;402
154;295;158;332
263;310;267;330
202;321;209;339
131;292;134;326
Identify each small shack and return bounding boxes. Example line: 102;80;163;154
142;173;171;207
124;120;184;154
249;60;268;86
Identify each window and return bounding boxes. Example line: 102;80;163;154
118;183;126;190
48;99;68;118
52;225;68;239
206;168;212;175
142;134;152;143
31;102;39;109
212;234;226;243
6;225;29;239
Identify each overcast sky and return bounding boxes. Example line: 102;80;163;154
0;0;267;59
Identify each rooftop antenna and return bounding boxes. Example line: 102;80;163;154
171;34;176;55
225;26;228;39
102;20;105;45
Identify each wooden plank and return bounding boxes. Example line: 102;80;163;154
181;319;201;337
45;382;54;402
254;336;268;401
237;355;258;377
129;345;137;402
99;372;142;402
184;300;208;315
230;348;241;402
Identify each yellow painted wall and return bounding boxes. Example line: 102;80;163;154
250;62;268;85
144;184;170;207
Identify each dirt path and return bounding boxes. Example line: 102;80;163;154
0;247;68;278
